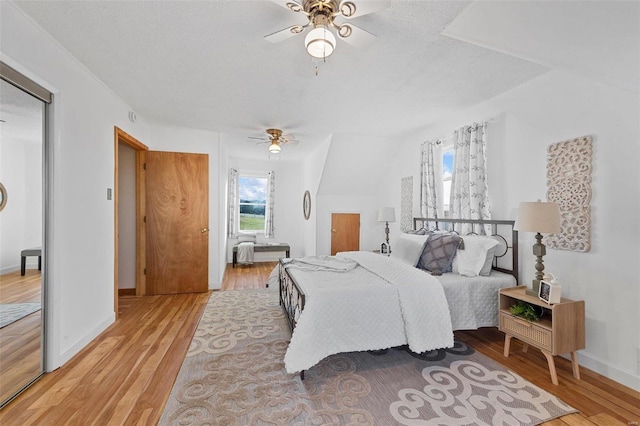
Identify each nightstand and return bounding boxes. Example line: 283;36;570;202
499;286;585;385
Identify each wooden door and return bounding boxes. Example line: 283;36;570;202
146;151;209;294
331;213;360;255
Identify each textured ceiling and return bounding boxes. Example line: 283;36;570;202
7;1;638;162
9;0;550;160
0;79;43;145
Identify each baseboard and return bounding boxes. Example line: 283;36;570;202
0;265;20;275
1;261;39;275
575;351;640;392
118;288;136;296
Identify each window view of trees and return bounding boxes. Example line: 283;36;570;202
238;176;267;231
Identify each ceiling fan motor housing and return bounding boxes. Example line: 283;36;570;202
266;128;283;139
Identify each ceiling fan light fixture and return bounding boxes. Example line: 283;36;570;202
305;25;336;59
268;141;281;154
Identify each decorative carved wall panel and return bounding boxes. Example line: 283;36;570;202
546;136;592;252
401;176;413;232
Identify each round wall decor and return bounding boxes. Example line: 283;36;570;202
303;190;311;220
0;183;6;212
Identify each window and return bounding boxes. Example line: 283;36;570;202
238;175;268;232
442;149;454;217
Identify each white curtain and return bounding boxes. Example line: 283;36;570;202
450;122;492;234
264;171;276;238
420;141;444;219
227;168;239;238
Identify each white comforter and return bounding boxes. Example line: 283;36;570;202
283;251;453;374
437;271;516;330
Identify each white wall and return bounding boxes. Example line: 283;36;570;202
117;143;136;289
1;2;152;369
302;136;332;257
317;133;395;197
383;70;640;391
0;130;43;273
313;133;402;256
147;122;223;289
226;156;303;262
217;135;229;283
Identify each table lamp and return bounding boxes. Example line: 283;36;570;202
377;207;396;251
514;200;561;296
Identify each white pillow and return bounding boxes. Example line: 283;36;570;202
390;233;428;266
452;236;500;277
479;245;499;276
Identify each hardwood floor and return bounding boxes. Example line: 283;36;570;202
220;261;278;291
1;261;638;425
0;270;43;405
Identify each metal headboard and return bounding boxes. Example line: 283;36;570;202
412;217;519;283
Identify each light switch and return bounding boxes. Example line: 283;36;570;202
107;188;112;200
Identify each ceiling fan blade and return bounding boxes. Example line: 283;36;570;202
337;23;376;48
265;25;306;43
248;136;268;140
282;139;300;145
339;0;390;19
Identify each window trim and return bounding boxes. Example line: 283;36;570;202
237;172;269;234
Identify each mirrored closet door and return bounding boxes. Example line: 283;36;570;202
0;63;51;408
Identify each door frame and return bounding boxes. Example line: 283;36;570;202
114;127;148;318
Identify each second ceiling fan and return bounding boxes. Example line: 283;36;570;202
250;128;299;154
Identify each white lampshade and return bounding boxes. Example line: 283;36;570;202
268;142;281;153
514;200;561;233
305;25;336;59
377;207;396;223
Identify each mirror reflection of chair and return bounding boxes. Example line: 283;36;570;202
20;247;42;276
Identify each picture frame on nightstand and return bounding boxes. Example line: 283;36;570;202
539;279;561;304
380;242;389;254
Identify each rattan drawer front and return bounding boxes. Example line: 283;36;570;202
500;313;552;351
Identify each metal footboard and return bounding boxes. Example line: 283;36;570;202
278;259;307;379
278;259;305;334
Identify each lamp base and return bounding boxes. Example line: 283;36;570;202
526;279;541;297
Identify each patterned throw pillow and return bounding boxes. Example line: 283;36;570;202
416;234;463;275
407;227;429;235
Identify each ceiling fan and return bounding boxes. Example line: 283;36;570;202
265;0;390;59
249;128;299;154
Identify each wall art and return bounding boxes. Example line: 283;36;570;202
546;135;592;252
400;176;413;232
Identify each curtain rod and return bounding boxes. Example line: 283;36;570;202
421;121;488;147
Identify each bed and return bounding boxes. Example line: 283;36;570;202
278;218;519;376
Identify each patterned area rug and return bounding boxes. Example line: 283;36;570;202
0;303;41;329
160;290;577;425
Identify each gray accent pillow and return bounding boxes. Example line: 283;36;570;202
416;234;463;275
407;227;428;235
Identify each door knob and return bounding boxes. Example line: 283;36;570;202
201;228;209;233
332;229;337;233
